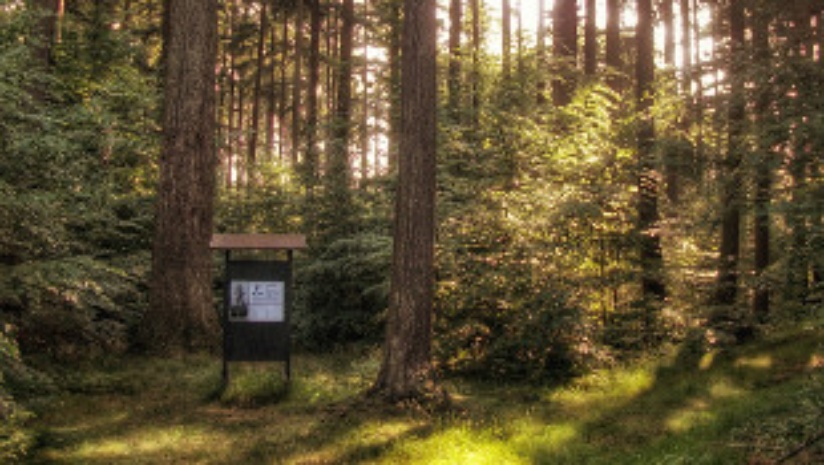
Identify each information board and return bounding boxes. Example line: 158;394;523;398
228;281;285;322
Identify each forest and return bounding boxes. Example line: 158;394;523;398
1;0;823;463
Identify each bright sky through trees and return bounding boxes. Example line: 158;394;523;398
478;0;712;69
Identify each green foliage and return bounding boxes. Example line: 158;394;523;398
293;234;391;349
215;165;303;234
0;2;158;357
0;330;36;463
435;83;642;380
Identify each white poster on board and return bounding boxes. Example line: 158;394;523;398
228;281;285;322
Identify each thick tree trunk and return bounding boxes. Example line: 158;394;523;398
584;0;596;75
605;0;622;91
553;0;577;106
636;0;666;321
142;0;218;352
374;0;440;402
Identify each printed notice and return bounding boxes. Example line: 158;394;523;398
228;281;285;322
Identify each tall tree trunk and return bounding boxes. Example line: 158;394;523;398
785;5;813;304
360;2;370;186
248;1;268;180
636;0;666;324
553;0;577;106
536;0;547;103
292;0;305;167
584;0;596;75
662;0;675;67
265;18;277;161
502;0;511;79
752;5;771;322
32;0;62;67
680;0;692;95
279;14;289;161
448;0;463;119
712;0;745;316
661;0;678;204
388;0;402;172
692;0;704;165
304;0;322;191
374;0;440;402
319;0;356;242
142;0;218;352
605;0;622;91
225;1;238;187
470;0;481;122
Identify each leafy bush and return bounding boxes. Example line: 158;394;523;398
0;6;156;361
293;234;391;349
0;330;35;463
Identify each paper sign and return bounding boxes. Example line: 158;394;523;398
228;281;285;322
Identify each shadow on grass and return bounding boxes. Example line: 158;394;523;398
28;349;437;464
526;327;824;464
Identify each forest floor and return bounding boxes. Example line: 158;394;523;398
25;323;824;464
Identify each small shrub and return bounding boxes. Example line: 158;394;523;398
293;234;391;349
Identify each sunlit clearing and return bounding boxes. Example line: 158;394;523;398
390;427;526;465
666;397;715;433
699;350;717;371
71;425;224;462
709;379;745;399
550;365;655;411
735;354;773;370
666;379;742;433
511;420;580;457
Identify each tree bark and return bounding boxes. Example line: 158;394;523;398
470;0;481;122
752;6;771;322
502;0;512;79
142;0;218;352
292;0;305;167
248;1;268;179
374;0;440;402
605;0;622;91
304;0;322;191
536;0;547;103
584;0;596;75
636;0;666;319
662;0;675;67
388;0;402;172
712;0;745;312
31;0;62;67
448;0;463;119
553;0;577;106
680;0;692;95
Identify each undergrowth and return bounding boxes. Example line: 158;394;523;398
18;325;824;464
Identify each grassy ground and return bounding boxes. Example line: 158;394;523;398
25;324;824;464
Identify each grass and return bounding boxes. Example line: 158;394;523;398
23;325;824;464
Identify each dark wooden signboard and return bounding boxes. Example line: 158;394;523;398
211;234;306;383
